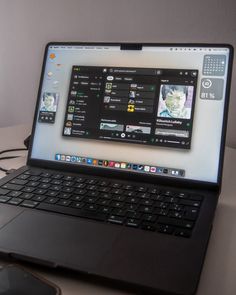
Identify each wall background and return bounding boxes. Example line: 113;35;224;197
0;0;235;147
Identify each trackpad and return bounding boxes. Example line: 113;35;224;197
0;210;121;272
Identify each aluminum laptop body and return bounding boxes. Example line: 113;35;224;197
0;43;233;295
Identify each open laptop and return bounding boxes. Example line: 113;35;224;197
0;43;233;294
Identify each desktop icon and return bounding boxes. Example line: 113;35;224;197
121;163;126;169
55;154;61;161
87;158;93;165
114;162;120;168
49;53;56;60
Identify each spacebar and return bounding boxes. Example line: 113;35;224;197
37;203;107;221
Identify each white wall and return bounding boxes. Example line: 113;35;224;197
0;0;235;147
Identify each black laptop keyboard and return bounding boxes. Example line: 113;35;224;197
0;169;203;238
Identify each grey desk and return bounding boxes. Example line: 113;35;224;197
0;125;236;295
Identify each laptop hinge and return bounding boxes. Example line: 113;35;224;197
120;44;142;50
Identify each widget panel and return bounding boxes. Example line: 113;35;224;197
38;92;59;123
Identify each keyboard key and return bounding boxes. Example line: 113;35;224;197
8;191;22;198
99;206;112;214
51;180;62;185
71;202;84;209
22;187;35;193
177;192;189;199
125;204;138;211
46;190;59;197
126;197;138;203
86;179;97;184
87;185;98;191
63;181;74;187
126;218;139;227
52;174;63;179
57;199;71;207
74;189;87;195
84;204;98;211
124;191;137;197
111;188;124;195
21;193;34;200
97;198;110;206
58;193;71;199
2;183;23;191
0;188;10;195
84;196;97;204
17;174;30;180
98;180;110;186
100;193;112;199
75;177;86;183
63;175;74;181
9;198;23;205
71;195;84;202
111;201;124;208
136;186;147;192
45;197;59;204
20;200;39;208
62;187;74;193
0;195;11;203
32;195;46;202
10;179;28;185
74;183;86;189
108;215;124;224
87;191;99;197
38;183;50;189
50;185;62;191
41;178;51;183
140;199;154;206
98;186;110;193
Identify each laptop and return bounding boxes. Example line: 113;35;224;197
0;43;233;294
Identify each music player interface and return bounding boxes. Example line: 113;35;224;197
63;66;198;149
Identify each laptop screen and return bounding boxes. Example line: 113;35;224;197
30;44;231;183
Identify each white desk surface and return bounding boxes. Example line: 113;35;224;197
0;124;236;295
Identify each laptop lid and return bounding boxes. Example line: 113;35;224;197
28;43;233;189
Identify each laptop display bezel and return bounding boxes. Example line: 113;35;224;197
27;42;234;191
